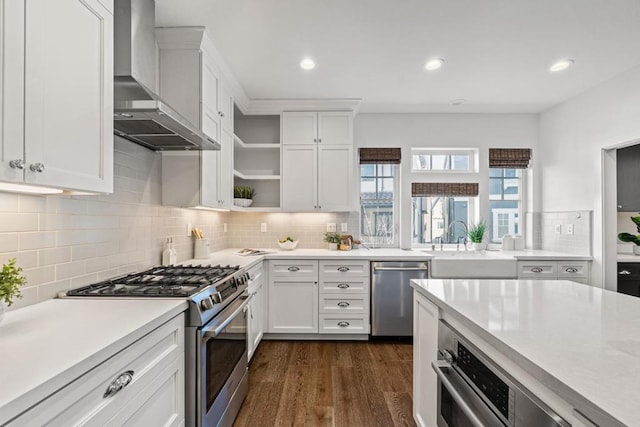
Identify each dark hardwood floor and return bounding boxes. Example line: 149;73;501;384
234;340;416;427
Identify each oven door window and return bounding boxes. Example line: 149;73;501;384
205;310;247;411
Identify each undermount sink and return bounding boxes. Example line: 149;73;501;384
425;250;517;278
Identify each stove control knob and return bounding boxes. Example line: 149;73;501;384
212;292;223;304
200;297;214;311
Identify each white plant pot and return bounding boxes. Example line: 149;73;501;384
472;242;488;251
0;301;6;324
634;245;640;256
233;198;253;208
328;243;338;251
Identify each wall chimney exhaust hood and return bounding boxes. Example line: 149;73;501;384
113;0;219;151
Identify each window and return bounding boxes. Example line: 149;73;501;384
360;164;398;246
412;196;474;244
489;168;522;242
411;149;475;172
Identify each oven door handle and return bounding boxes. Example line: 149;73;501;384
203;296;251;338
431;360;493;427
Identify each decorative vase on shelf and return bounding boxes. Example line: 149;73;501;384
233;198;253;208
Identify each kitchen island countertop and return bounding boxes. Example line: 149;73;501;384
411;278;639;427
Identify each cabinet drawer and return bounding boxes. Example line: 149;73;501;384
557;262;589;279
9;314;185;427
319;294;369;314
517;262;557;279
319;314;369;334
320;278;369;294
319;260;369;277
269;260;318;277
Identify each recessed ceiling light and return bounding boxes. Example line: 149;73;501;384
449;98;466;106
549;59;574;72
425;58;444;71
300;58;315;70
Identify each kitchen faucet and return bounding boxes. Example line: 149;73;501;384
447;221;469;250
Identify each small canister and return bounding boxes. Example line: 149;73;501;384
194;238;211;259
513;234;525;250
501;234;515;250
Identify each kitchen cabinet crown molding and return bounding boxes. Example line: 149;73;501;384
243;99;361;115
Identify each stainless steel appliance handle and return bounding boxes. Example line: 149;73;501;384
431;360;490;427
203;296;251;338
373;266;429;272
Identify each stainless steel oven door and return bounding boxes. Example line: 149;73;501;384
199;295;250;427
432;361;505;427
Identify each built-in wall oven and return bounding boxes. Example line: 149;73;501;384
435;321;569;427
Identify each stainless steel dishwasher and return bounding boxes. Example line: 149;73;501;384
371;261;429;336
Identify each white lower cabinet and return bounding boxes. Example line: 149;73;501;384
9;314;185;427
517;260;591;284
413;290;439;427
268;260;319;333
247;262;265;361
267;259;370;336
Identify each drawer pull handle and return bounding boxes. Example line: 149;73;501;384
619;270;631;275
564;267;579;273
337;301;350;308
530;267;543;273
337;321;350;328
287;266;300;272
103;370;134;398
337;283;350;289
337;266;350;272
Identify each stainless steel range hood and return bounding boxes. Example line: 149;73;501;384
113;0;219;151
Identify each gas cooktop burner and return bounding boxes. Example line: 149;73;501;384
66;264;241;298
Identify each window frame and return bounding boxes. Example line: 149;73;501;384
359;164;399;248
411;148;477;173
488;167;526;244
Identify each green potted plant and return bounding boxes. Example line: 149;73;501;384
233;185;256;208
323;232;341;251
618;215;640;256
467;220;488;251
0;258;27;322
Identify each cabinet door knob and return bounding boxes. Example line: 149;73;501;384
9;159;25;169
530;267;543;273
103;370;134;398
287;266;300;272
318;138;322;143
30;163;45;173
337;301;350;308
337;321;350;328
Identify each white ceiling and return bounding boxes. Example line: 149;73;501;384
156;0;640;113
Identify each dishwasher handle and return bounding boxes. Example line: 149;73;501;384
373;266;428;272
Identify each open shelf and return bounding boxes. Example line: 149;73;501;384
233;134;279;149
230;206;282;212
233;170;281;181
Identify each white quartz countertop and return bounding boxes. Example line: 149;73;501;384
411;278;639;427
185;248;590;268
617;253;640;263
0;298;187;424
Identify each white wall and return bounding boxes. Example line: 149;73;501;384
354;114;539;248
539;65;640;289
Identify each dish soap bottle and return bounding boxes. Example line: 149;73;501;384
162;238;177;265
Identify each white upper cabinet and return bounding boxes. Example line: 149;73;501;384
157;27;234;209
282;111;352;145
318;112;353;146
318;145;352;211
282;145;317;211
282;112;318;144
1;0;114;193
281;111;354;212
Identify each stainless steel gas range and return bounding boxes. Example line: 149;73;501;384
65;264;254;427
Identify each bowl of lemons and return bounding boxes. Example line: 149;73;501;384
277;236;298;250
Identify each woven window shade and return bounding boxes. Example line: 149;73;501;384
411;182;479;197
359;147;401;164
489;148;531;168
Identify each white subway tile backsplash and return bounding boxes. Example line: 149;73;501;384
56;261;86;280
0;233;19;252
0;213;38;232
39;247;72;266
19;231;57;250
0;193;19;212
23;265;56;286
